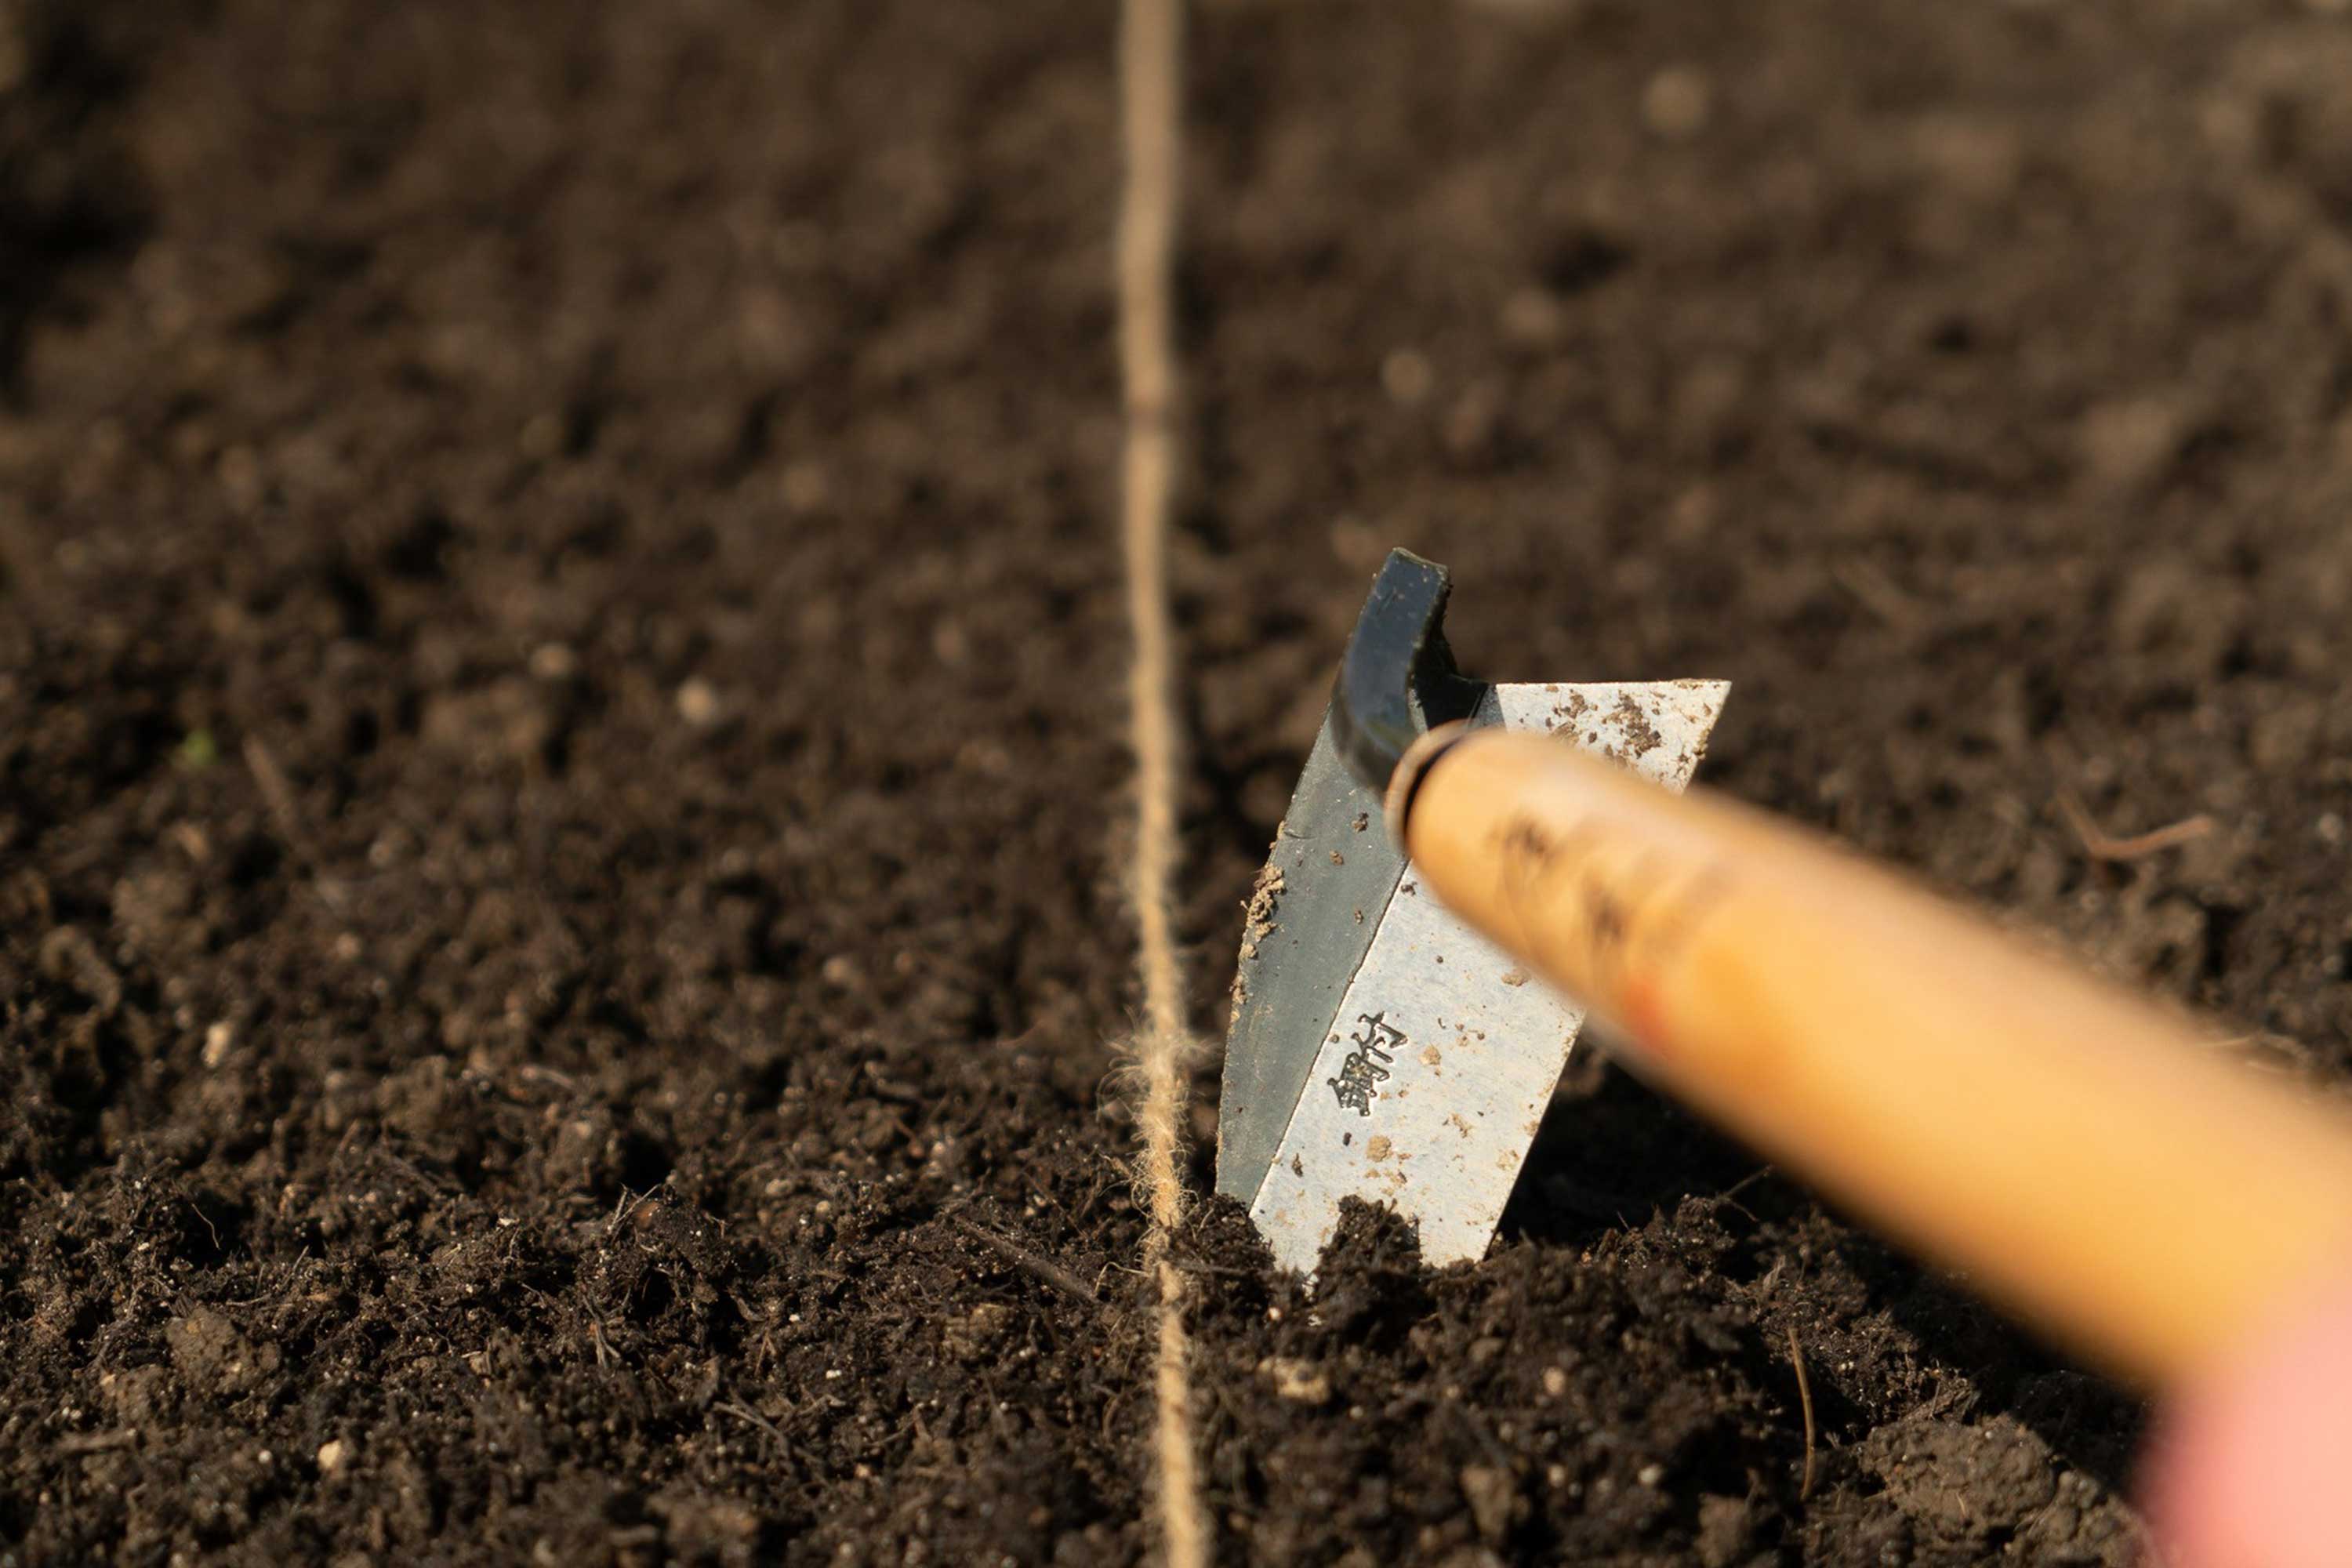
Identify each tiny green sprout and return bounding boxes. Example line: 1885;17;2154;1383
176;728;220;771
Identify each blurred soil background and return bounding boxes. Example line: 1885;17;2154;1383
5;0;2352;1563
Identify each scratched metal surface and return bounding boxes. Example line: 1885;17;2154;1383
1215;713;1410;1207
1243;680;1730;1275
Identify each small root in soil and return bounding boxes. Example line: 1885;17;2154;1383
951;1216;1103;1306
2056;787;2215;862
1788;1321;1817;1502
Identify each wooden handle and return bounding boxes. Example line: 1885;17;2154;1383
1396;724;2352;1388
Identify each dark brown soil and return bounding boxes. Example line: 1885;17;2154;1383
5;0;2350;1563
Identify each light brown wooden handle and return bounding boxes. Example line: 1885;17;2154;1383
1396;724;2352;1388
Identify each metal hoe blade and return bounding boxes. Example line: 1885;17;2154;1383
1217;555;1728;1273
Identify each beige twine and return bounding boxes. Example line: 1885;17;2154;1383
1115;0;1207;1564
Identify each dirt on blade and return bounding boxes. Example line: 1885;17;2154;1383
3;1;2350;1564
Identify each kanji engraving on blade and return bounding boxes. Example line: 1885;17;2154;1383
1327;1011;1406;1116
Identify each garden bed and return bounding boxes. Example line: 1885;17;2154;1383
5;1;2351;1561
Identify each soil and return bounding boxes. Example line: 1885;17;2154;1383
5;0;2352;1563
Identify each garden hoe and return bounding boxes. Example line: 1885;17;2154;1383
1219;548;2352;1392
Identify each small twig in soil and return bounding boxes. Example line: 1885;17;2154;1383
510;1063;581;1098
58;1429;139;1456
1831;560;1925;630
1717;1166;1774;1202
2056;788;2215;863
1707;1166;1777;1225
951;1217;1100;1306
1071;1171;1118;1226
243;735;350;907
1786;1322;1817;1502
1102;1385;1135;1446
859;1062;925;1105
610;1185;656;1231
713;1400;789;1454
